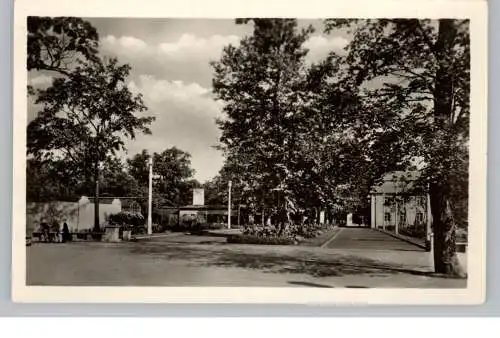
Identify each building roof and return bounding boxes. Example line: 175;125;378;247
370;171;425;194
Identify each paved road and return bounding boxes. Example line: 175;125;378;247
326;227;426;252
26;236;464;288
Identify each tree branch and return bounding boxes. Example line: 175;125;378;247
414;20;437;56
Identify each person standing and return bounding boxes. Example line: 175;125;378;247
62;222;71;242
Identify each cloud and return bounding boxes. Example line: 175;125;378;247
124;75;224;183
100;32;350;86
303;35;349;63
28;31;351;181
27;74;55;122
28;74;53;87
100;33;241;87
158;33;240;58
102;35;148;52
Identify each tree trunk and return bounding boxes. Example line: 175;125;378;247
429;19;464;277
93;161;100;232
429;182;464;276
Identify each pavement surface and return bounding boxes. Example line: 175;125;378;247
325;227;426;252
26;229;466;288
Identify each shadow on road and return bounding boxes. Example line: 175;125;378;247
288;281;333;288
128;242;462;280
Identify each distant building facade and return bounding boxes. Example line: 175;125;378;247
370;171;432;240
155;205;243;227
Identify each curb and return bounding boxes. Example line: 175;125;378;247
199;230;242;238
374;228;427;250
133;233;181;240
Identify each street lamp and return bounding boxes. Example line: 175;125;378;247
147;156;153;235
228;180;232;229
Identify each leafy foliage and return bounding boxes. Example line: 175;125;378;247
26;156;138;202
212;19;318;218
27;17;155;230
28;57;153;165
127;147;199;208
27;16;99;74
320;19;469;275
108;211;145;227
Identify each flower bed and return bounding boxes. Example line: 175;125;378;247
171;222;226;233
227;234;295;245
227;222;337;245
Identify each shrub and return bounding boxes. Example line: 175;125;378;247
91;233;103;241
227;234;295;245
108;211;145;227
131;224;147;235
399;226;426;239
241;222;335;240
171;222;226;232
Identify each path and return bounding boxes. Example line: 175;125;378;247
325;227;426;252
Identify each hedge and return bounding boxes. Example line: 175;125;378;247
227;234;295;245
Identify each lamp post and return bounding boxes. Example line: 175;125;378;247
147;156;153;235
228;180;232;229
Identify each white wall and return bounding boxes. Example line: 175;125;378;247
371;194;430;230
26;197;122;233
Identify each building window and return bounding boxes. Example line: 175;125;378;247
384;197;395;206
384;212;391;223
399;211;406;223
416;196;426;207
415;212;424;223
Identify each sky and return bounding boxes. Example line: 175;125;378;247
28;19;351;183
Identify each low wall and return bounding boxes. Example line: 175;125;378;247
26;196;122;234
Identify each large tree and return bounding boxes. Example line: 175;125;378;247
321;19;470;275
28;57;155;230
127;147;198;209
211;19;316;228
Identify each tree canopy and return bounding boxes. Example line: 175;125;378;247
212;19;318;221
27;16;100;75
127;147;199;208
319;19;469;275
27;17;155;230
211;18;469;275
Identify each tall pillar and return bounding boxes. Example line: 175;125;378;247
382;194;386;231
370;195;376;228
147;156;153;235
227;180;232;229
426;193;432;240
395;198;399;234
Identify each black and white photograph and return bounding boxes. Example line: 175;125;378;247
12;0;487;303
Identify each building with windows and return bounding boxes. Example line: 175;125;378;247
154;205;244;228
369;171;432;240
